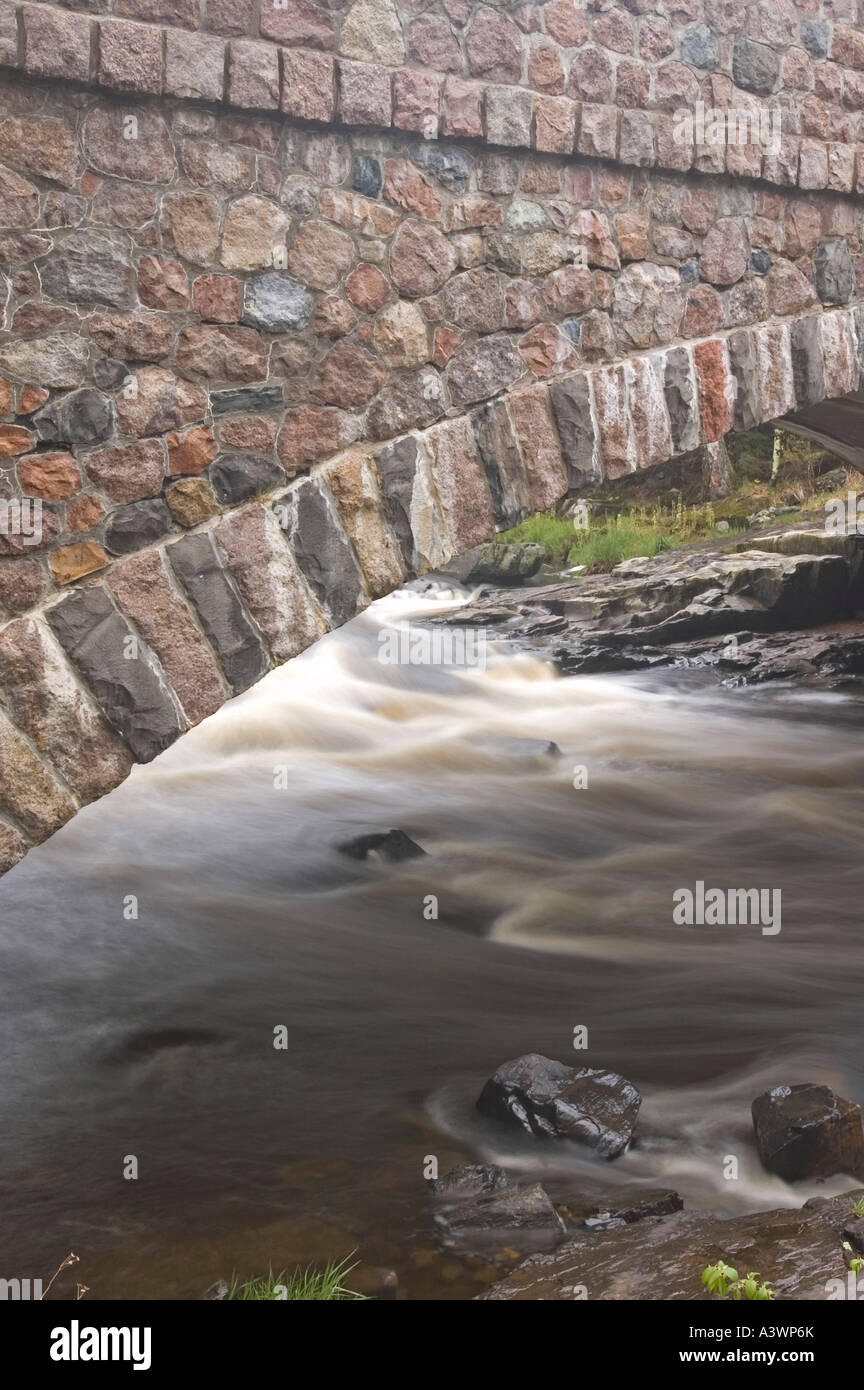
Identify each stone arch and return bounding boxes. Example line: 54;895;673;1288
1;0;864;872
2;306;863;876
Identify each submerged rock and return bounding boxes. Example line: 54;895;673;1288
752;1084;864;1183
105;1028;224;1065
349;1265;399;1298
336;829;427;862
477;1054;641;1158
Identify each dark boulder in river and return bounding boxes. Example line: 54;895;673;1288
477;1054;641;1158
752;1083;864;1183
336;829;427;862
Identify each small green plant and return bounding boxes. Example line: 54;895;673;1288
842;1242;864;1276
851;1197;864;1218
702;1262;774;1301
227;1254;366;1301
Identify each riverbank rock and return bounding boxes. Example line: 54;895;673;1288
752;1084;864;1183
669;627;864;686
558;546;851;645
336;829;427;862
429;1163;511;1199
441;541;544;585
476;1054;641;1158
584;1188;684;1230
478;1190;864;1300
434;1181;565;1237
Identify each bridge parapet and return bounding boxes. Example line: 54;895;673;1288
1;0;863;195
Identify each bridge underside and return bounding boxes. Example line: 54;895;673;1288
781;393;864;472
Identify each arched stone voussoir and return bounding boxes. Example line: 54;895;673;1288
1;304;863;878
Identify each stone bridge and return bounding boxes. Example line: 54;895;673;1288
0;0;863;875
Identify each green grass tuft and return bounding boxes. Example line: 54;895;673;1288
227;1254;367;1301
566;521;674;571
499;506;732;574
496;511;579;564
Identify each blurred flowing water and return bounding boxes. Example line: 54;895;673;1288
1;583;863;1298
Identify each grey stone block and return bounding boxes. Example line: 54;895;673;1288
814;239;856;306
273;476;365;627
728;329;762;431
790;316;826;410
34;388;114;447
548;374;599;490
39;232;132;308
663;347;701;454
47;586;183;763
732;38;779;96
470;398;528;526
210;453;285;504
241;274;313;332
374;436;418;570
210;385;284;416
104;499;173;556
168;533;268;695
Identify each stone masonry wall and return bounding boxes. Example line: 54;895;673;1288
0;0;863;875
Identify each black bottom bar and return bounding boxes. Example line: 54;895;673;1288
0;1295;853;1376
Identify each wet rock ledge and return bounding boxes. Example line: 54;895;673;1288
430;521;864;688
477;1191;864;1301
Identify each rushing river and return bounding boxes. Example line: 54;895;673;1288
1;583;864;1299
